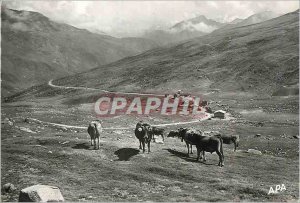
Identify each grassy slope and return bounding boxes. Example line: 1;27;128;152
50;10;299;96
1;8;158;97
1;99;299;202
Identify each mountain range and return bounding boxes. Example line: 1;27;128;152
48;10;298;97
142;11;279;46
1;8;158;96
2;7;296;99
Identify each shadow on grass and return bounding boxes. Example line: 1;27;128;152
165;148;214;165
114;148;140;161
72;143;91;150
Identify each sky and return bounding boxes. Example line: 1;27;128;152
3;1;299;37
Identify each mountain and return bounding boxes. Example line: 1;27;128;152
170;15;226;33
1;8;158;96
228;18;244;24
142;15;226;46
221;11;279;30
142;29;206;46
237;11;279;26
45;10;298;97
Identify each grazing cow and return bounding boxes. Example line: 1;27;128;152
168;129;198;155
87;120;102;149
141;123;165;142
135;121;152;153
178;128;224;166
204;131;239;151
149;126;165;142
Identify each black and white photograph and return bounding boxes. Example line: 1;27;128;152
1;0;299;202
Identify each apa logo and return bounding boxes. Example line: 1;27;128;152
268;184;286;195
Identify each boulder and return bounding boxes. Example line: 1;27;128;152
19;185;64;202
2;183;16;193
247;149;262;155
255;134;262;137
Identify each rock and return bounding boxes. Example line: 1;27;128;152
3;183;16;193
247;149;262;155
255;134;262;138
19;127;36;134
19;185;64;202
293;135;299;139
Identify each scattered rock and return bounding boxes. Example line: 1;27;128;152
48;151;53;154
2;183;16;193
19;127;37;134
19;185;64;202
293;135;299;139
247;149;262;155
255;134;261;137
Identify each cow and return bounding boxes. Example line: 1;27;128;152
134;121;152;153
178;128;224;166
149;126;165;142
168;129;193;155
141;123;165;142
204;131;239;151
87;120;102;149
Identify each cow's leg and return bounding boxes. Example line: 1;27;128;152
97;137;100;149
148;141;150;153
186;143;190;156
234;142;237;152
90;137;93;146
142;141;145;153
196;148;200;161
202;151;206;162
190;145;193;154
93;139;96;149
216;150;224;167
161;134;165;142
139;140;142;150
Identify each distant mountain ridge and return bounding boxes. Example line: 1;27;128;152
220;11;279;30
50;10;299;96
170;15;226;33
1;8;158;96
142;11;279;46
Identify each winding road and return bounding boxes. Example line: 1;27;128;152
26;80;214;130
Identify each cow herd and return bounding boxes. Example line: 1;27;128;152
134;121;240;167
87;120;239;167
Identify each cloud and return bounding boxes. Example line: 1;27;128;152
2;1;299;37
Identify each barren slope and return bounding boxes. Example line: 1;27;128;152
1;8;158;96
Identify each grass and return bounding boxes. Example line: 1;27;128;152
1;93;299;201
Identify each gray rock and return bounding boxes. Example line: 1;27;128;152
3;183;16;193
255;134;261;137
247;149;262;155
19;185;64;202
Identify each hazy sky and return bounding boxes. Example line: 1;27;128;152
3;1;299;37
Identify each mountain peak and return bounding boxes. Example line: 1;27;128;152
170;14;225;33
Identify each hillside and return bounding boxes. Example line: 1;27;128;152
1;8;158;96
49;10;298;96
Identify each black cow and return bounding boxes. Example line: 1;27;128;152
178;128;224;166
204;131;239;151
134;121;152;153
